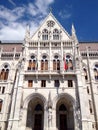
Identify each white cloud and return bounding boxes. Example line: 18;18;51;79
0;24;25;40
0;0;55;40
0;6;25;22
27;3;39;16
59;9;72;19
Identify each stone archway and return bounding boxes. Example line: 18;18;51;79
22;93;47;130
56;95;75;130
26;97;44;130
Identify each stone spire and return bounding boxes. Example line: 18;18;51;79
71;24;82;70
72;24;76;34
25;24;30;43
71;24;78;44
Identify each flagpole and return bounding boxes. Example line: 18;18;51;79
86;46;98;130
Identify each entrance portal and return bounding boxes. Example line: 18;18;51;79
34;104;43;130
59;104;67;130
60;114;67;130
26;98;44;130
56;97;74;130
34;114;42;130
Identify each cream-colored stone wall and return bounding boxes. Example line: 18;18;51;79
0;13;98;130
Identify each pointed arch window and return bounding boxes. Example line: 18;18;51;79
89;100;93;114
0;64;9;81
53;29;59;40
93;64;98;80
59;104;67;111
0;99;3;112
35;104;43;111
28;55;37;71
64;55;73;71
53;55;60;71
42;29;48;40
41;55;48;71
83;68;88;81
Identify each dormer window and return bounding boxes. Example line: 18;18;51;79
42;29;48;40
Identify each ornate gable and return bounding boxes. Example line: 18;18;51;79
31;12;71;41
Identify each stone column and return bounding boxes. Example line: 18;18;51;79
48;108;52;128
73;104;81;130
11;72;24;130
52;108;56;130
38;40;40;71
61;41;63;73
20;108;28;130
44;108;48;130
76;69;87;130
2;81;13;130
49;41;52;72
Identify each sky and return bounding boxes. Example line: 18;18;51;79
0;0;98;41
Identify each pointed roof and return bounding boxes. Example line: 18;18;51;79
31;12;71;40
72;24;76;35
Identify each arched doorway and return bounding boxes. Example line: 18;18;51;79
26;97;44;130
56;97;74;130
59;104;67;130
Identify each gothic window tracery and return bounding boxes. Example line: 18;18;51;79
47;20;55;27
28;55;37;71
53;29;59;40
41;55;48;71
93;64;98;80
0;99;3;112
42;29;48;40
53;55;60;71
0;64;9;81
83;68;88;81
89;100;93;114
64;55;73;70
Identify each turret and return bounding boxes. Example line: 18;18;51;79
25;24;30;44
22;24;30;61
71;24;82;70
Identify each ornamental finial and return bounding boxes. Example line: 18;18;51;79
49;7;52;13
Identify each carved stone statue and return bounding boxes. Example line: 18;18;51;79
47;92;52;128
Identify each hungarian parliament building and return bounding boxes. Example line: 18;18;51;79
0;12;98;130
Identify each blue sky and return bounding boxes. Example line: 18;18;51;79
0;0;98;41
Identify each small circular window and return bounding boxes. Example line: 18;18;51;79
54;55;58;59
42;55;47;59
31;55;35;59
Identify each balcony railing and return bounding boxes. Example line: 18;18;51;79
25;69;75;75
0;52;21;60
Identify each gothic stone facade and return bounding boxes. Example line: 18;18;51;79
0;13;98;130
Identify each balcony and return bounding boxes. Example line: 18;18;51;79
25;69;75;76
0;52;21;60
